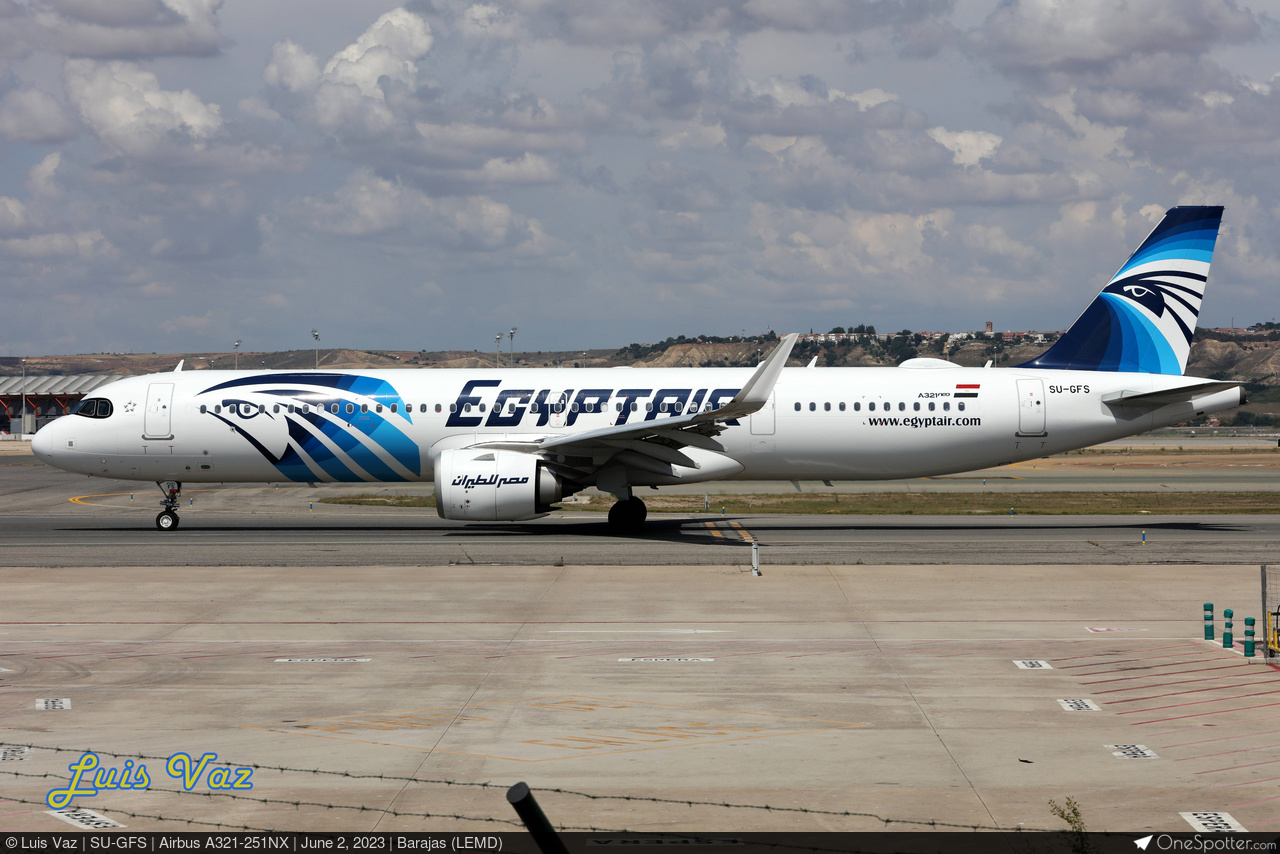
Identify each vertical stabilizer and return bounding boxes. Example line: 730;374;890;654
1020;206;1223;375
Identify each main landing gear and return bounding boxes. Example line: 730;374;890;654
607;497;647;535
155;480;182;531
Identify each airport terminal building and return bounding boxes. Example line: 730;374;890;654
0;375;123;435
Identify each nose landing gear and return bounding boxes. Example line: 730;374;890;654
155;481;182;531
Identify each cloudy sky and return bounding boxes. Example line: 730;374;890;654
1;0;1278;357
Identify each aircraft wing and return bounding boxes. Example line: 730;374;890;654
467;334;798;473
1102;380;1243;408
537;332;797;454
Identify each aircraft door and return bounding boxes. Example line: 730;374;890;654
1016;378;1046;436
144;382;175;439
750;391;776;435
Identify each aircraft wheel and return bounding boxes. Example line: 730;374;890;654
156;511;180;531
607;498;646;535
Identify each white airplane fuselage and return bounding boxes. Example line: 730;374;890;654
33;363;1241;486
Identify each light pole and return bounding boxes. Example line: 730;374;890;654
495;334;503;368
20;358;26;436
509;327;517;365
311;329;319;369
234;339;241;370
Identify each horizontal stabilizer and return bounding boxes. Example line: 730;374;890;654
1102;380;1242;408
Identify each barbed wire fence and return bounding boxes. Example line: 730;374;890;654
1;740;1053;833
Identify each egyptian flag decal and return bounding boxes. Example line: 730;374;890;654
955;384;980;399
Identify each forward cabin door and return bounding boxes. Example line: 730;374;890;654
1016;378;1046;436
143;382;175;439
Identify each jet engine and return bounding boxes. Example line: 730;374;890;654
434;448;574;521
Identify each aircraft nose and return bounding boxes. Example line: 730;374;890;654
30;423;53;460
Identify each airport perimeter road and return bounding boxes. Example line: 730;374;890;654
1;452;1278;566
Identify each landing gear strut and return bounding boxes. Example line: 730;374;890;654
607;497;647;535
155;480;182;531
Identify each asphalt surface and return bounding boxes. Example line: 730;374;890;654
1;450;1277;565
2;444;1279;834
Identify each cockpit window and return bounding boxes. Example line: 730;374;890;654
74;398;113;419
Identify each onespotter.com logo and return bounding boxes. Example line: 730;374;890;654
1134;834;1274;851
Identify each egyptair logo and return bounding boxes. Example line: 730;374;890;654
123;401;137;413
1102;272;1204;346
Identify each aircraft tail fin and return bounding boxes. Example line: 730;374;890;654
1019;205;1224;375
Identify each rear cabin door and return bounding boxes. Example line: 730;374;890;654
1016;378;1046;436
143;382;175;439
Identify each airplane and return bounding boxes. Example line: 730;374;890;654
32;205;1243;534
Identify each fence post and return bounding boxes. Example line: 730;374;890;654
1244;617;1255;658
751;541;761;576
1204;603;1214;641
1223;609;1234;650
506;782;568;854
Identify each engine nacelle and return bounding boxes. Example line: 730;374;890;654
434;448;571;521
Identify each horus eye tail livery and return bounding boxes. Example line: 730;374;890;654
1020;205;1224;375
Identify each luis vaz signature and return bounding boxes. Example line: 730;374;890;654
46;752;253;809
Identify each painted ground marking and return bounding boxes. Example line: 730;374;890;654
47;808;124;829
1058;699;1101;711
1180;811;1246;832
1106;744;1158;759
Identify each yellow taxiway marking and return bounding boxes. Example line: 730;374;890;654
728;521;754;543
704;521;724;538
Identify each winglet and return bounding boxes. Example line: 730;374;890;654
695;332;797;423
174;360;184;372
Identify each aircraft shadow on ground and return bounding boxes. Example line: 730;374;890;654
55;515;1251;540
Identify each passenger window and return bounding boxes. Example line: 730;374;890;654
390;404;396;413
958;401;965;412
449;403;456;413
616;402;622;411
301;404;309;413
572;403;580;413
361;404;368;414
853;402;860;411
943;402;950;411
632;402;639;411
258;404;265;414
824;402;830;411
463;403;471;412
199;405;207;414
839;402;845;411
376;404;383;413
645;402;653;411
794;402;800;411
898;402;905;412
273;404;280;413
331;403;339;414
913;402;920;411
809;402;815;411
869;402;875;411
928;402;935;411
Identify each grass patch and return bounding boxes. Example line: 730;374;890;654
324;491;1280;515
